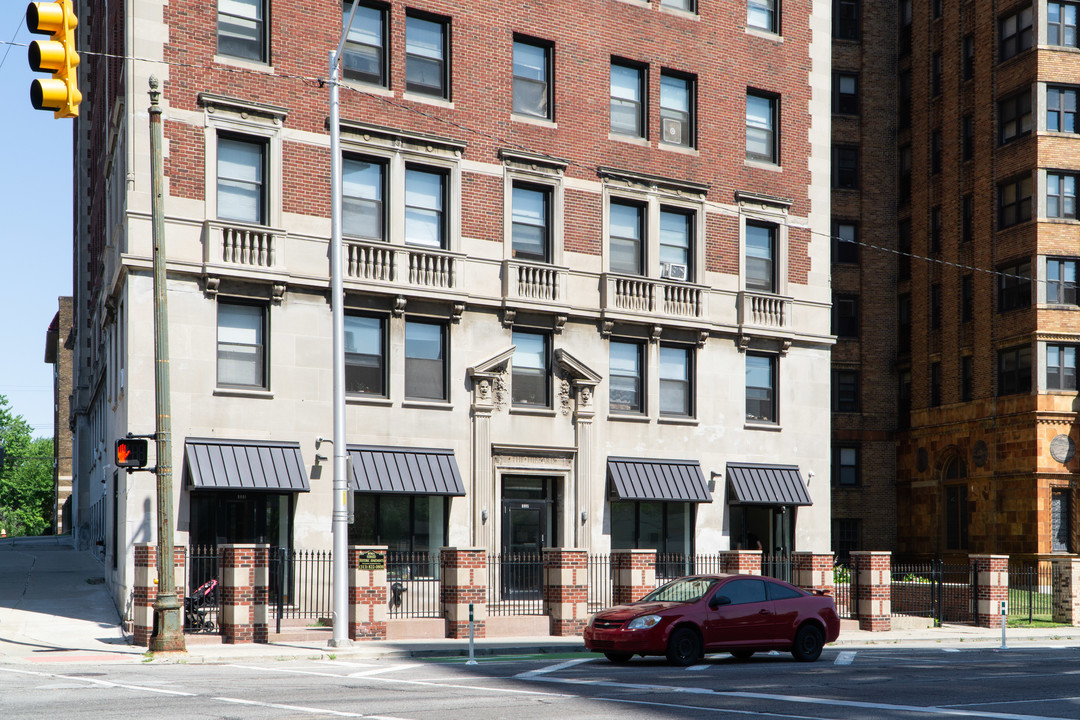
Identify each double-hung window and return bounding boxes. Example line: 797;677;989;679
962;275;974;321
997;345;1032;396
511;331;550;407
999;176;1032;228
748;0;777;33
609;200;645;275
513;40;551;120
611;62;646;138
218;0;267;62
343;2;387;86
1049;2;1078;47
745;353;777;423
344;315;386;396
659;208;693;281
662;0;696;10
833;446;859;486
930;362;942;407
1048;88;1077;133
833;295;859;337
217;302;266;389
660;72;694;148
746;92;778;163
834;0;860;40
834;72;858;115
217;135;266;224
833;370;859;412
745;222;777;293
404;166;446;248
999;90;1032;144
404;320;446;401
1048;259;1079;305
343;157;385;240
659;345;692;417
405;14;449;98
998;260;1031;312
610;341;645;414
833;221;858;264
999;6;1033;61
1048;173;1078;219
1048;345;1078;390
511;184;551;262
833;145;859;189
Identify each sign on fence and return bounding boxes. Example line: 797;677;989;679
357;550;385;571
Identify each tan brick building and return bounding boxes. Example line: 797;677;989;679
44;296;73;535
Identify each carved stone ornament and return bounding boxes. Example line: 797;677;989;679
650;325;663;343
271;283;286;304
579;385;593;409
736;334;750;353
477;379;491;401
600;320;614;338
697;330;709;348
392;295;407;317
554;314;567;334
203;276;221;298
1051;434;1076;464
502;308;517;328
558;374;572;416
779;340;791;356
452;302;466;323
493;372;508;411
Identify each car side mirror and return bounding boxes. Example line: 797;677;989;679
710;595;731;608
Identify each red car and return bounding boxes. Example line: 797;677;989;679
583;574;840;666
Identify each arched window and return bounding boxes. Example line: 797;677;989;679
942;455;968;550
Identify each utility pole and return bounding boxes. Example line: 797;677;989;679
148;76;184;652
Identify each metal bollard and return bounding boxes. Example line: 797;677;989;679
466;602;477;665
999;600;1008;650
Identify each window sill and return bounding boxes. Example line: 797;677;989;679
214;387;274;400
346;395;393;407
659;5;699;21
613;0;649;7
402;399;454;410
744;419;781;431
609;133;650;147
745;26;782;41
510;406;558;417
213;55;274;74
403;92;454;109
512;113;557;129
608;413;650;423
342;81;394;97
658;142;699;157
658;415;698;426
744;158;783;172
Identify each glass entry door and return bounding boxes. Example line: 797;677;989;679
500;501;545;599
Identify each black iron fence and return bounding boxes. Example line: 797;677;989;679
271;548;332;627
891;560;976;625
1008;563;1054;624
833;560;857;620
487;553;544;615
386;551;441;619
762;554;793;583
587;554;613;612
186;545;220;633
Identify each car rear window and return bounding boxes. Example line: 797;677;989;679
766;581;805;600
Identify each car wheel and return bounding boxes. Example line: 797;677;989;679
791;624;824;662
666;627;702;667
730;650;755;660
604;651;633;664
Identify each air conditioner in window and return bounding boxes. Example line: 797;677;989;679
661;262;689;281
662;118;684;144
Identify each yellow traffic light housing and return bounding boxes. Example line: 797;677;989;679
25;0;81;118
115;438;149;469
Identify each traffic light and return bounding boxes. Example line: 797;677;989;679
115;438;148;469
25;0;81;118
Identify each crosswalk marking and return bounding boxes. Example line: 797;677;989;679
834;651;857;665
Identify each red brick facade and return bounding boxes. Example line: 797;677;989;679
440;548;486;639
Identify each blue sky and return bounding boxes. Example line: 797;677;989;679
0;6;73;439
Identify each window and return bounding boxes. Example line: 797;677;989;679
997;345;1032;396
898;293;911;354
961;274;974;321
659;345;692;416
898;219;911;280
344;315;385;396
609;200;645;275
931;130;942;175
931;284;942;330
660;208;694;281
834;0;860;40
898;69;911;130
999;91;1032;144
404;320;446;400
350;494;447;554
663;0;696;9
1047;259;1078;305
610;341;645;414
1050;2;1079;47
962;115;974;162
834;72;858;115
999;176;1032;228
745;353;777;423
611;502;692;555
933;0;943;19
343;157;385;240
1048;345;1078;390
930;206;942;253
748;0;777;32
833;446;859;486
1047;87;1077;133
961;355;974;401
834;519;860;560
218;0;266;62
405;14;448;98
899;0;912;55
511;184;551;262
511;331;550;406
833;221;858;264
999;6;1033;61
342;2;387;86
930;361;942;406
217;135;266;224
746;92;778;163
513;39;551;120
833;295;859;337
1047;173;1078;219
997;260;1031;312
217;302;266;388
931;53;942;97
833;370;859;412
945;483;968;550
963;34;975;80
611;61;646;138
404;166;446;248
1052;489;1072;553
745;222;776;293
660;72;694;148
833;145;858;189
963;194;974;242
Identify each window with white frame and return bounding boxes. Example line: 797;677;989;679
1048;2;1078;47
662;0;696;11
660;72;694;148
343;1;388;86
745;352;777;423
611;61;646;138
609;340;645;414
343;156;385;241
746;91;778;163
609;200;645;275
405;13;449;98
748;0;777;32
218;0;267;62
345;314;386;396
217;135;266;224
511;183;551;262
404;166;447;248
217;301;266;389
1047;87;1077;133
1047;344;1078;390
659;345;693;416
659;208;693;281
1048;258;1079;305
745;221;777;293
1047;173;1078;219
511;330;550;407
513;39;551;120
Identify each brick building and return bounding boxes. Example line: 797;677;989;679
44;296;74;534
67;0;834;612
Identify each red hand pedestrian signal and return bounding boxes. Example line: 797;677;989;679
115;438;148;468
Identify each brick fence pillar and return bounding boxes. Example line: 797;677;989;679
720;550;762;575
440;547;486;639
349;546;388;641
220;544;256;644
851;551;891;632
794;552;835;594
1053;557;1080;625
133;543;156;647
253;544;270;643
971;554;1008;629
543;548;588;636
612;549;655;604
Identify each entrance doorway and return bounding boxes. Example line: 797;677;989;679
500;476;560;599
729;504;795;581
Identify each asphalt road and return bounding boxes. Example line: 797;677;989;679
2;646;1080;719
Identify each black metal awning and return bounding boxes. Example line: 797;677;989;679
347;445;465;496
726;462;812;506
184;438;310;492
607;457;712;503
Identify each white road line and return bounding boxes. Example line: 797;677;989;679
686;664;712;671
943;648;961;653
214;696;409;719
348;664;420;678
834;651;857;665
593;696;842;720
941;696;1080;709
0;667;195;696
514;657;593;678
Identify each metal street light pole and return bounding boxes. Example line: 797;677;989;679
148;76;184;652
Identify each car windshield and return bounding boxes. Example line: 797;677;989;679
640;577;718;603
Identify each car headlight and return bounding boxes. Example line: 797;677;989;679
586;613;596;627
626;615;661;630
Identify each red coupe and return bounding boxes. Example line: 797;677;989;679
583;574;841;666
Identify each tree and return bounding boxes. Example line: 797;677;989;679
0;395;54;536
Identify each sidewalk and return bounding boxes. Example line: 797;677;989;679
2;536;1078;666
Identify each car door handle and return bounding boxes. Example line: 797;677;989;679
758;609;769;615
